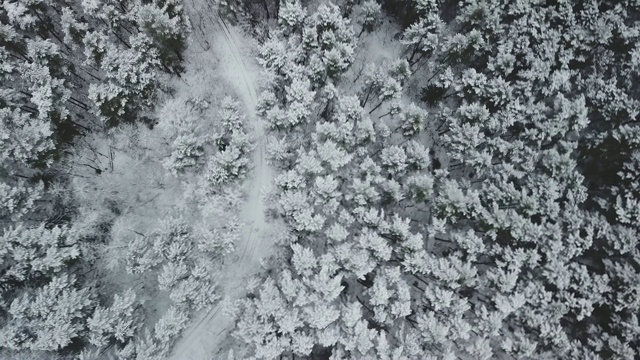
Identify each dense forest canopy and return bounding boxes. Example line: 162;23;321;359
1;0;639;359
232;0;640;358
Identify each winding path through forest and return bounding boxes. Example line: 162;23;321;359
168;1;274;358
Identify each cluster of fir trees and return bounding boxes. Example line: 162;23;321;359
231;0;640;359
159;95;252;185
106;217;221;360
232;2;433;357
0;0;196;358
77;93;253;359
1;0;190;166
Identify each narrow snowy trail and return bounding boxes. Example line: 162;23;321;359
167;2;274;359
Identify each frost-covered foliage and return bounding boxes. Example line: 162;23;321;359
164;134;206;175
64;87;250;359
236;3;432;357
412;1;640;357
88;289;139;348
0;0;192;358
126;217;218;307
355;0;382;36
0;221;143;355
125;305;190;360
0;0;191;158
0;274;93;351
206;97;252;186
157;95;251;185
234;0;640;359
0;180;43;221
107;215;223;359
260;0;356;91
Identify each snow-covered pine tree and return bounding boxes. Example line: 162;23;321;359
355;0;382;37
88;289;139;348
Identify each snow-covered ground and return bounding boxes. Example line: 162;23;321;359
167;2;275;359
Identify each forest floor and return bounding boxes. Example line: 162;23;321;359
167;1;276;359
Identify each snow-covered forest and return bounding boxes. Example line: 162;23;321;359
1;0;639;359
